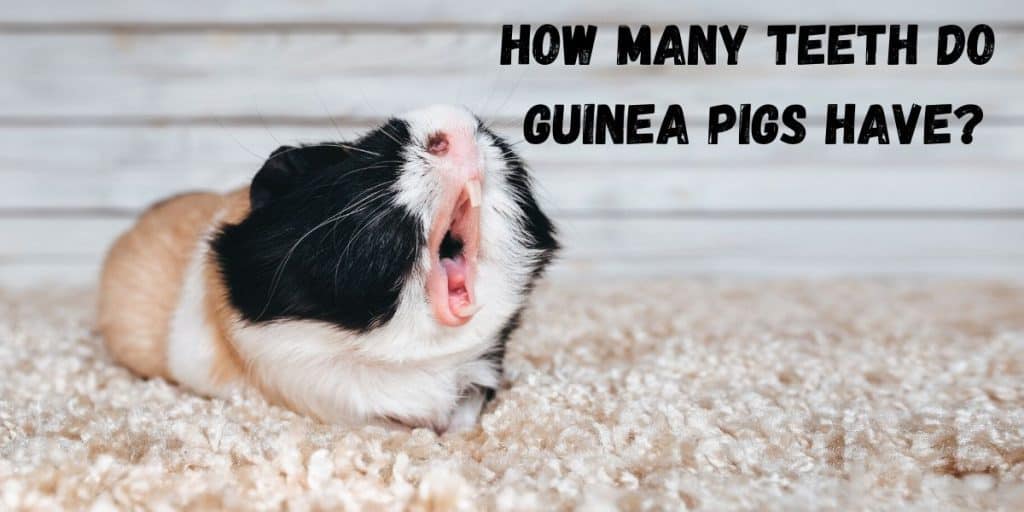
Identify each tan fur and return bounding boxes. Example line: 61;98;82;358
98;190;248;383
198;189;254;390
100;187;316;408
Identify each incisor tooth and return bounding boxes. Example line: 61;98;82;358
465;180;482;208
455;302;483;318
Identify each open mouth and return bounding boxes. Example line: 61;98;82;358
426;179;482;327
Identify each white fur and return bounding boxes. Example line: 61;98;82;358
231;314;501;429
167;234;234;397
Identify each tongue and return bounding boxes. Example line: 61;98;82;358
442;256;473;312
426;180;481;327
428;253;479;327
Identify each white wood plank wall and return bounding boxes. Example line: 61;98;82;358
1;1;1022;287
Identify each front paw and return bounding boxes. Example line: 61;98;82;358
440;387;489;434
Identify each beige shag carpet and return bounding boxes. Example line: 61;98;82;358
2;280;1024;511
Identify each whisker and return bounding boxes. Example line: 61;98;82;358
316;90;350;142
334;143;382;157
331;202;396;285
324;184;396;243
216;116;264;162
375;122;404;146
321;161;406;190
487;68;528;122
268;142;381;160
343;85;405;146
332;200;403;285
256;106;286;149
256;182;395;319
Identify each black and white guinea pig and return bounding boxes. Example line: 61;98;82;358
98;105;558;432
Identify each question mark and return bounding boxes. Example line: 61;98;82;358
955;104;983;144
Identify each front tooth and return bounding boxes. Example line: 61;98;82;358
455;302;483;318
465;180;482;208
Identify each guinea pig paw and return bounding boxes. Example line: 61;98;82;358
443;392;487;434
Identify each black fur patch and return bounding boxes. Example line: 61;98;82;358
213;119;421;331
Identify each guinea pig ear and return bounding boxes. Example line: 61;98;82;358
250;144;348;210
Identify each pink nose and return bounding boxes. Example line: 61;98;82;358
427;133;449;156
428;130;481;182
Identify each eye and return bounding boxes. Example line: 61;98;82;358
427;132;449;156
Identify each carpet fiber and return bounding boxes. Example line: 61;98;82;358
2;280;1023;510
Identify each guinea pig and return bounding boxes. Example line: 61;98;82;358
98;105;558;432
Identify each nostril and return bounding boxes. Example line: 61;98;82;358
427;132;449;156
